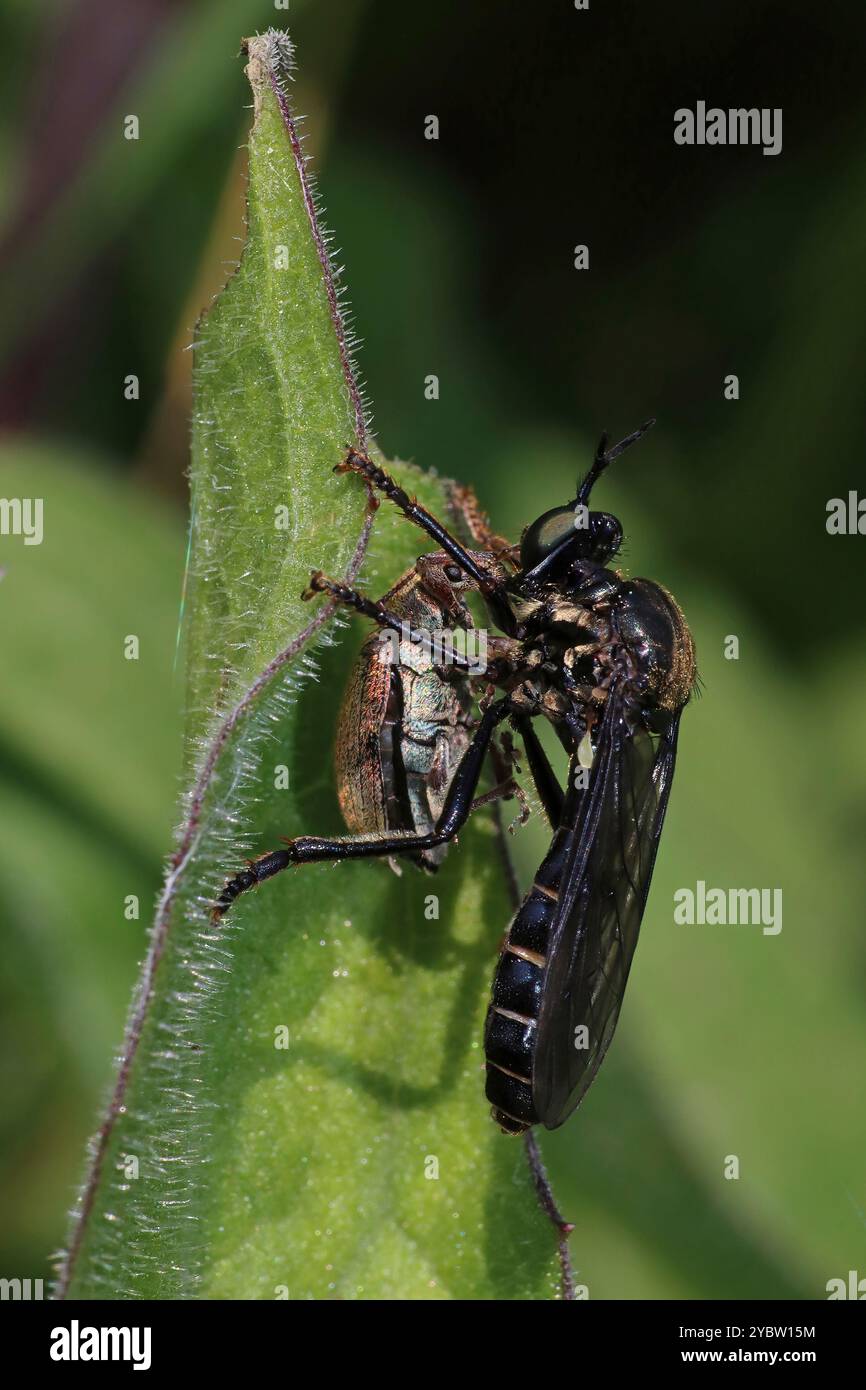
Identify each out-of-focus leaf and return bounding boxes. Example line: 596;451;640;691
0;0;303;364
0;440;184;1279
0;442;183;856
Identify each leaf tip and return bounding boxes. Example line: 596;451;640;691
241;29;295;122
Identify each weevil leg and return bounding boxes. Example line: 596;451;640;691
212;696;514;919
446;482;520;570
469;776;530;831
336;449;517;635
491;729;521;780
487;733;531;832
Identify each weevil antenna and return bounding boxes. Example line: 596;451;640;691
575;417;656;506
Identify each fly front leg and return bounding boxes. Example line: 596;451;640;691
336;449;516;634
304;568;489;679
212;697;514;919
303;570;406;632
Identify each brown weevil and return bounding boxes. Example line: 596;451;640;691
316;539;526;874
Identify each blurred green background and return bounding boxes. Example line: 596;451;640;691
1;0;865;1298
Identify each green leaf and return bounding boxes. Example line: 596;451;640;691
61;31;561;1300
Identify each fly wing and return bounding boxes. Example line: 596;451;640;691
532;694;681;1129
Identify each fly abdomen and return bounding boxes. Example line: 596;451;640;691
484;899;549;1133
485;829;570;1133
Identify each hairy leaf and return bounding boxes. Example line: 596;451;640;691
60;31;561;1300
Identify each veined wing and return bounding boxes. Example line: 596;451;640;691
532;692;681;1129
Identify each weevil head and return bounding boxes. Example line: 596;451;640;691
415;550;506;624
518;420;655;583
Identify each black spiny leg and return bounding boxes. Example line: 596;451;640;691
514;714;565;828
302;569;406;629
212;697;514;920
303;569;487;678
337;450;516;634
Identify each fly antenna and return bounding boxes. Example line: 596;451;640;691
575;417;656;505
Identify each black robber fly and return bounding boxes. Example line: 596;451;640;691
214;421;697;1136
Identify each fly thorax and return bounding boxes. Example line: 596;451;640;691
506;592;544;629
614;578;695;712
509;676;546;715
563;645;603;698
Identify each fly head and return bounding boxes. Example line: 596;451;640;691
515;420;655;593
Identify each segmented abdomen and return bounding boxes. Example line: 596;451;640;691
484;828;570;1133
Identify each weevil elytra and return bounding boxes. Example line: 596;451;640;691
214;424;696;1136
319;541;527;874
